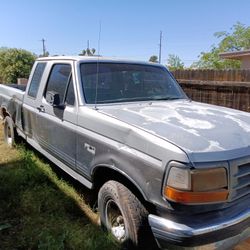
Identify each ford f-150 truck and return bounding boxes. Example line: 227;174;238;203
1;56;250;250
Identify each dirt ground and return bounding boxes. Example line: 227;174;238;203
0;123;249;249
235;238;250;250
0;122;20;164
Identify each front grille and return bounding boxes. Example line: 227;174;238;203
230;157;250;201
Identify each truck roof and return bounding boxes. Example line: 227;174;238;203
36;56;163;67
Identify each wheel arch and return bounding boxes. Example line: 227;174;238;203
0;106;10;119
92;165;151;205
0;106;16;123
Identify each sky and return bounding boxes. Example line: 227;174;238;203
0;0;250;66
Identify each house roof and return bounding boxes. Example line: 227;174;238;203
219;49;250;60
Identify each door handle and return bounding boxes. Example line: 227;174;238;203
84;143;96;155
37;105;45;112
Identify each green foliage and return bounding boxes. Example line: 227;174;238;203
0;48;36;83
0;145;119;250
167;54;184;71
193;22;250;69
149;55;158;63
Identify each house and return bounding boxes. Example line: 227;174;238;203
219;49;250;69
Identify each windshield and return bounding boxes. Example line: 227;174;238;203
80;62;186;104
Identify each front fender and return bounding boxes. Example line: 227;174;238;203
89;145;164;206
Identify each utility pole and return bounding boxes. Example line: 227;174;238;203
159;31;162;64
41;38;46;56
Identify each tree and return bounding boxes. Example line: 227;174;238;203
192;22;250;69
0;48;36;83
167;54;184;71
149;55;158;63
80;48;96;56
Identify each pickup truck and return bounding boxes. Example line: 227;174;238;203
1;56;250;250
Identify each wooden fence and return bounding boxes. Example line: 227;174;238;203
171;70;250;112
172;69;250;82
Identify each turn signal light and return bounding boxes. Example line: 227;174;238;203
164;186;229;204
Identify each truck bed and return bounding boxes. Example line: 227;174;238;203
6;84;27;92
0;84;25;121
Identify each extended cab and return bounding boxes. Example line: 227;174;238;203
1;56;250;249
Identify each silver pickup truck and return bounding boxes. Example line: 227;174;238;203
1;56;250;250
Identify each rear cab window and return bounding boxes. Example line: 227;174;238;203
28;62;46;98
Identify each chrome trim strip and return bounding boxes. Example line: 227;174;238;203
148;208;250;237
38;137;76;167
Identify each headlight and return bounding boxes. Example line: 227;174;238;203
164;163;229;204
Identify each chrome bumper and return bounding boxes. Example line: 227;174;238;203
148;208;250;249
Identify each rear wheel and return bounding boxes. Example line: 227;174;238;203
3;116;15;148
98;180;156;249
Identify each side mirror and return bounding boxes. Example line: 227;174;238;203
46;91;60;106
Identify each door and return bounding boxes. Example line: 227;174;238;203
36;63;77;170
23;62;47;138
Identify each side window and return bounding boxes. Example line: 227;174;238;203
28;62;46;98
65;77;75;106
45;64;71;104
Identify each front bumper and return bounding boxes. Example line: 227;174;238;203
148;208;250;249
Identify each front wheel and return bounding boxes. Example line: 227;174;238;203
98;180;156;249
3;116;15;148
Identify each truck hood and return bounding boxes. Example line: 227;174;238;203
99;100;250;156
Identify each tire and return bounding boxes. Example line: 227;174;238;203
98;180;157;249
3;116;15;148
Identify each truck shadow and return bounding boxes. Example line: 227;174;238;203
24;140;98;209
0;145;119;249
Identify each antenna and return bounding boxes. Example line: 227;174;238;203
159;31;162;64
94;21;102;110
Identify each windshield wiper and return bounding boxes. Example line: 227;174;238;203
150;96;181;101
97;96;154;104
96;96;183;104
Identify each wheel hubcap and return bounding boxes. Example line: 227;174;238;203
106;200;126;241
